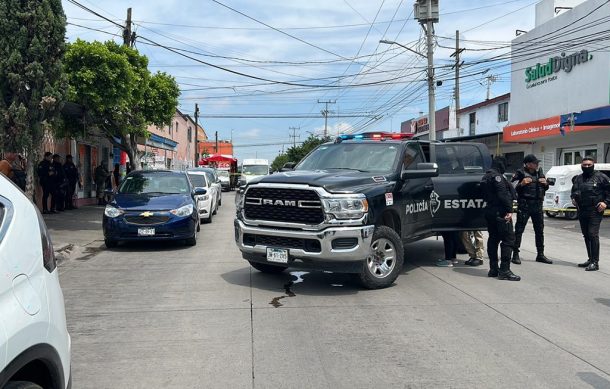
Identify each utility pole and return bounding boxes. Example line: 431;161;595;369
415;0;439;141
451;30;464;133
318;100;336;138
485;74;497;100
194;103;200;166
123;8;135;48
215;131;218;154
289;126;300;148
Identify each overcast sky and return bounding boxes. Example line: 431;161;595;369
62;0;538;162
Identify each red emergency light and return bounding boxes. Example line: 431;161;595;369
336;132;414;142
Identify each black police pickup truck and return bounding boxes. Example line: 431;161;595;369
234;132;491;289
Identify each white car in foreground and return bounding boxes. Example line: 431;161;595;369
188;171;218;223
0;175;71;388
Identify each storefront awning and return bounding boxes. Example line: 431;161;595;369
561;105;610;127
145;133;178;150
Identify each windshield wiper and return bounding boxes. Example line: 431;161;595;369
323;167;369;172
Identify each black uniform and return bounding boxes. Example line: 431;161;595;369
571;170;610;269
481;160;520;280
512;168;549;261
64;160;80;209
52;160;67;211
37;159;55;212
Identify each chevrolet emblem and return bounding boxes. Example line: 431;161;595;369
140;211;154;217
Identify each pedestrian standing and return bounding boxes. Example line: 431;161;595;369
481;156;520;281
52;154;66;212
11;154;27;191
436;231;460;267
571;156;610;271
37;152;56;214
112;163;121;190
461;231;484;266
511;154;552;265
94;161;109;205
63;155;80;210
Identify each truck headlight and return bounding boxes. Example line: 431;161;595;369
235;188;245;210
322;197;368;220
170;204;194;217
104;205;124;218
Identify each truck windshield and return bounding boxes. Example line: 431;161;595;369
297;143;400;173
243;165;268;175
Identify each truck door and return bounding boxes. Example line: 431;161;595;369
398;142;434;239
431;143;488;231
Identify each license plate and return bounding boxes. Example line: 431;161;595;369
266;248;288;263
138;227;155;236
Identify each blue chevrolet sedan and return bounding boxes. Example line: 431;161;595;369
102;170;206;248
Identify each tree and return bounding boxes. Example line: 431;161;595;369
63;40;180;170
0;0;67;197
271;135;330;171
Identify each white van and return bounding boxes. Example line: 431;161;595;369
241;159;269;184
543;163;610;219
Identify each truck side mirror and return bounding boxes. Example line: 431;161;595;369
280;162;296;171
401;162;439;180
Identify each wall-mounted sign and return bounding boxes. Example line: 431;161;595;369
503;115;599;142
525;50;592;89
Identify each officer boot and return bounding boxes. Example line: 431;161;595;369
578;259;592;268
511;251;521;265
585;261;599;272
535;249;553;264
498;261;521;281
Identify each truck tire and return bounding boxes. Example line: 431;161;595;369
5;382;44;389
358;226;404;289
249;261;287;274
565;210;578;220
545;211;557;218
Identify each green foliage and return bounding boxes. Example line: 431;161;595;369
0;0;66;153
271;135;330;171
63;40;180;169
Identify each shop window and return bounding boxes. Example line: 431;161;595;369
561;147;598;166
498;102;508;122
188;126;192;143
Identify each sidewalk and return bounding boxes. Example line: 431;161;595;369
42;205;105;261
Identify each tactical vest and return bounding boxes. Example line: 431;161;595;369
519;169;545;201
576;173;604;209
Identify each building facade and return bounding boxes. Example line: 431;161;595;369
503;0;610;172
400;106;456;140
143;109;199;170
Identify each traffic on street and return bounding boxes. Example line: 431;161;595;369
4;0;610;388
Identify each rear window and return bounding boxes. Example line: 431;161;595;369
188;174;207;188
436;144;485;175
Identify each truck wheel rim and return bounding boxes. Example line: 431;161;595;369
367;238;396;279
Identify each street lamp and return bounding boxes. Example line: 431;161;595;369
379;39;426;58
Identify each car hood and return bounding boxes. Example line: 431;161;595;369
112;193;192;211
248;170;396;193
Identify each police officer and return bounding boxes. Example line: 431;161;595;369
64;155;80;210
481;156;520;281
571;156;610;271
37;152;56;214
511;154;552;265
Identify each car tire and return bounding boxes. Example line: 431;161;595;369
545;211;557;218
185;229;197;246
219;197;222;206
358;226;404;289
203;211;213;224
4;382;44;389
248;261;287;274
105;239;118;248
212;201;218;215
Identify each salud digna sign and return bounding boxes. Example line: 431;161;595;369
525;49;592;87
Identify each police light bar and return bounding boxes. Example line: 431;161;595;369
335;132;414;142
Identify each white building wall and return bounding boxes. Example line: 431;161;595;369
511;0;610;125
458;102;509;137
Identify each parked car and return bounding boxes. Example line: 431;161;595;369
217;169;231;191
544;163;610;219
103;170;204;247
188;170;217;223
190;167;222;207
0;175;72;388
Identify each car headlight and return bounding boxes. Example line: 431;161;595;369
104;205;124;218
322;197;368;220
235;189;245;210
170;204;194;217
199;194;210;201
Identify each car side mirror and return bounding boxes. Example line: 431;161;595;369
401;162;439;180
238;177;247;187
280;162;296;171
193;187;207;196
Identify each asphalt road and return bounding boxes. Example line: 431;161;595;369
57;193;610;388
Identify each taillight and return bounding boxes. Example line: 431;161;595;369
36;209;56;272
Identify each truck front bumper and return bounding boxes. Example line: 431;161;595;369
234;219;375;272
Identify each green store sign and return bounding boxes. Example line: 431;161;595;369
525;49;593;84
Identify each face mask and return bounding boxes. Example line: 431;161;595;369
582;165;594;175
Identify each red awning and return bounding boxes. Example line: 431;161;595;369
199;154;237;165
